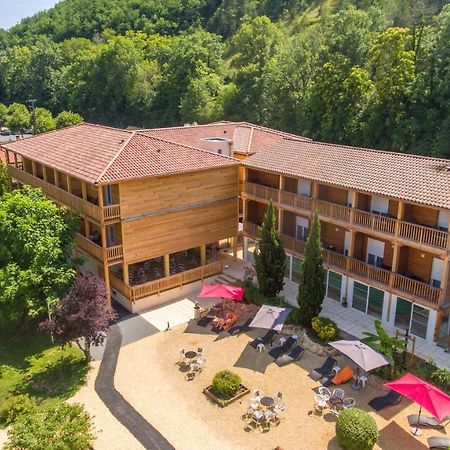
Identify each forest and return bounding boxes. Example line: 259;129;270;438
0;0;450;157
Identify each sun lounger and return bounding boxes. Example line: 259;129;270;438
275;345;304;366
427;436;450;450
269;336;297;359
219;313;237;331
227;317;253;336
309;357;337;381
368;391;403;411
408;414;450;428
250;329;277;349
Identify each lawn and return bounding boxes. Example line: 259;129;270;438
0;333;88;427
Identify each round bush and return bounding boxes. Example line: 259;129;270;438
0;395;37;425
336;408;379;450
311;316;338;342
212;370;241;398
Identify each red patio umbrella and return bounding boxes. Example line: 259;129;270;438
198;284;244;315
384;373;450;436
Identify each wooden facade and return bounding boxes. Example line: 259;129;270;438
4;151;239;311
242;167;450;343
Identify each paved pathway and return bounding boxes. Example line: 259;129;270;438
95;322;175;450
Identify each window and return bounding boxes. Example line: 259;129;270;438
352;282;368;313
296;224;309;241
431;279;441;288
367;288;384;319
327;271;342;301
395;298;412;330
411;304;429;339
367;253;384;267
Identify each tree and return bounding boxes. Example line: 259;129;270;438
4;103;31;135
34;107;56;134
55;111;84;128
0;186;79;334
0;103;7;126
0;164;8;197
254;200;286;297
4;403;94;450
297;210;325;326
40;273;117;361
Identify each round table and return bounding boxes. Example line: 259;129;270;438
260;396;275;408
185;351;197;360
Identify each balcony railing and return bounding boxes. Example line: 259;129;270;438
8;165;121;222
348;259;391;286
243;180;448;251
243;221;259;239
111;261;224;302
75;233;124;264
317;200;351;223
392;273;441;306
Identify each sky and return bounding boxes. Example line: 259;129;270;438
0;0;59;30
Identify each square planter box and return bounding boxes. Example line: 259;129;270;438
203;384;250;407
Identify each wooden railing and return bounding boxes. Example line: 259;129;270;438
279;190;311;211
323;249;347;270
280;234;306;256
110;273;131;298
8;165;102;222
392;273;441;306
244;181;279;202
129;261;223;302
106;245;124;264
103;204;121;221
317;200;351;222
398;221;448;250
75;233;104;262
353;210;396;235
243;221;259;239
348;259;391;287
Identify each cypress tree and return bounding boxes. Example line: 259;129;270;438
297;210;325;326
254;200;286;297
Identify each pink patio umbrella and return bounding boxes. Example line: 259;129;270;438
385;373;450;436
198;284;245;315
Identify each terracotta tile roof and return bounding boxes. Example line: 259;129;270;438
1;123;237;184
243;139;450;210
140;121;311;155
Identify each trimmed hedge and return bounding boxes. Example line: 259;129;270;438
211;370;241;399
336;408;379;450
311;317;338;342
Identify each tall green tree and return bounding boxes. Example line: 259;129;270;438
0;164;8;197
34;107;56;134
0;186;79;334
55;111;84;128
5;103;31;135
297;210;325;326
254;200;286;297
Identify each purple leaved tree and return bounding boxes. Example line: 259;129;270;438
40;273;117;361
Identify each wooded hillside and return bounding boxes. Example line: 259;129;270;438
1;0;449;158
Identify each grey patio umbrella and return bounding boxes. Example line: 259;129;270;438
248;305;292;332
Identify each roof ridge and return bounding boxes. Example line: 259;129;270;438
95;131;136;183
139;122;239;133
84;122;134;134
3;122;86;144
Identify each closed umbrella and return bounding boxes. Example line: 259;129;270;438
329;340;389;389
198;284;244;315
248;305;292;331
385;373;450;436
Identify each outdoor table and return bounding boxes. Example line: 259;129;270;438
185;351;197;360
260;397;275;408
329;397;343;414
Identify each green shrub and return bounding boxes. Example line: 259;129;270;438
211;370;241;399
311;317;338;342
4;402;94;450
431;367;450;394
0;395;37;425
336;408;379;450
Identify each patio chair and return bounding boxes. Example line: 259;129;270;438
269;335;297;359
251;389;262;402
368;391;403;411
249;409;265;431
243;400;260;419
330;388;345;402
178;349;186;364
318;387;331;401
408;414;450;429
427;436;450;450
342;398;355;409
250;329;277;349
274;345;304;367
309;357;337;381
314;394;327;414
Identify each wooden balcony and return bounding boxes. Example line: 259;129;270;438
353;210;396;235
8;165;121;223
111;261;223;302
243;221;259;239
75;233;124;265
279;190;311;212
244;181;279;202
392;273;441;306
348;259;391;287
398;221;448;250
317;200;351;223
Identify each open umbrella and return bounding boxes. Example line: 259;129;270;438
385;373;450;436
329;340;389;388
198;284;244;315
248;305;292;332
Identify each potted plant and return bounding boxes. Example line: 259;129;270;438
341;297;348;307
203;370;249;407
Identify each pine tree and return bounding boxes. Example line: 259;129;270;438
297;210;325;326
254;200;286;297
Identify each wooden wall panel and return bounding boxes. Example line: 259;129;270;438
402;247;434;283
282;210;296;236
357;193;371;211
122;199;238;263
318;184;348;205
388;200;399;217
119;167;238;218
321;222;345;251
404;204;438;227
284;177;298;194
247;169;279;188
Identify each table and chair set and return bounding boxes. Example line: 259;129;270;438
178;348;206;380
243;390;286;432
313;386;355;416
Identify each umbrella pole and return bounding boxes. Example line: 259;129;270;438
411;406;422;436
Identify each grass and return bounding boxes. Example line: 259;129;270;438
0;333;88;427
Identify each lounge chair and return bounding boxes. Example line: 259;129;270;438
408;414;450;429
269;336;297;359
427;436;450;450
274;345;304;366
368;391;403;411
250;329;277;349
227;317;252;336
219;313;237;331
309;357;337;381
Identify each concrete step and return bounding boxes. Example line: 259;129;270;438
214;273;238;285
